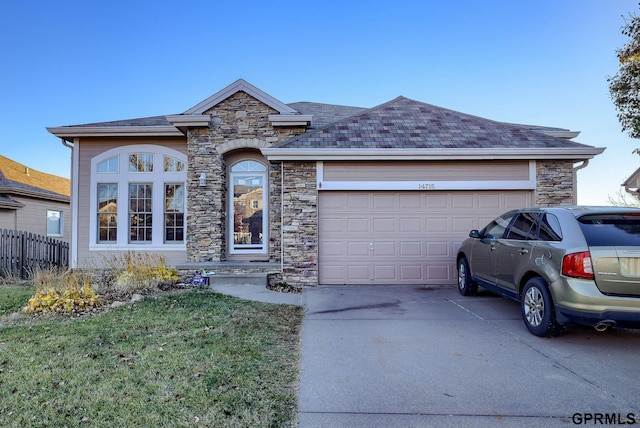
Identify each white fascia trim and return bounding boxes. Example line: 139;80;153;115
316;160;537;191
47;126;183;138
263;147;605;161
184;79;298;115
268;114;313;127
166;114;212;127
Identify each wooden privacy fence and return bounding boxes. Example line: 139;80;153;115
0;229;69;279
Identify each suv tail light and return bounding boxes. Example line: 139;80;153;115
562;251;594;279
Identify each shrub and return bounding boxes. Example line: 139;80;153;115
22;269;101;314
102;252;179;298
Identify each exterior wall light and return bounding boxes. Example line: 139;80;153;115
199;173;207;187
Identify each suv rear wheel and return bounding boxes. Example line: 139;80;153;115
521;278;561;337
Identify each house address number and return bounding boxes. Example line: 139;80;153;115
418;183;436;190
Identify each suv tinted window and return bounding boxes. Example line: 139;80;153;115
483;213;516;239
578;214;640;246
506;212;538;240
538;213;562;241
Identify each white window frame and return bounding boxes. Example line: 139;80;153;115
46;209;64;237
228;159;268;255
89;145;187;251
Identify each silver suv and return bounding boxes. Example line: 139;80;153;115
456;206;640;336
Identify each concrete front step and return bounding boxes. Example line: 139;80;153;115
208;273;268;287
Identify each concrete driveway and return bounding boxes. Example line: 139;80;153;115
297;285;640;427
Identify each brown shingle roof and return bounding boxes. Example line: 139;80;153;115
276;96;591;150
0;155;70;198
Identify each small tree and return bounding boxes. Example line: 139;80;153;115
609;8;640;139
607;188;640;207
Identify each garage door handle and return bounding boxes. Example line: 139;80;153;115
519;249;529;255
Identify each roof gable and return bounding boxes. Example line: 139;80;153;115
184;79;298;115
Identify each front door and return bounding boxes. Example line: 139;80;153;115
229;160;267;256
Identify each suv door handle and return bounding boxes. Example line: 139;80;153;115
519;249;529;255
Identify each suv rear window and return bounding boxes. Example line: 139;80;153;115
578;214;640;246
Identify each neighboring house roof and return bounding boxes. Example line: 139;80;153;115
0;155;70;204
623;165;640;197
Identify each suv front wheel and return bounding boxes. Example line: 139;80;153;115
521;278;561;337
457;256;478;296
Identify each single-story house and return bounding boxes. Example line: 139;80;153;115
47;79;604;286
0;155;71;242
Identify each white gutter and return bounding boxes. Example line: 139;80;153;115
47;125;183;138
61;138;79;269
572;160;590;204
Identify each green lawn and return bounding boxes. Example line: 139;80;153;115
0;285;304;427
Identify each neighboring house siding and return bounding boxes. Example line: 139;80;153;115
0;196;70;242
536;160;575;206
74;138;187;268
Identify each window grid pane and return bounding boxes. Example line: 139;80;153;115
129;153;154;172
129;183;152;242
165;183;184;242
97;183;118;242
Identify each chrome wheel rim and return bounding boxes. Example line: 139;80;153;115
458;262;466;290
524;287;544;327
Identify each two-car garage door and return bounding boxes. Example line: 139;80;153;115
318;190;532;285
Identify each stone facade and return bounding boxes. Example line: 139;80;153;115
185;91;305;276
280;161;318;287
535;160;576;206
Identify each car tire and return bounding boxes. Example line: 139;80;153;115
457;256;478;296
521;278;561;337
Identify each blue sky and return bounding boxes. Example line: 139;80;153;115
0;0;637;205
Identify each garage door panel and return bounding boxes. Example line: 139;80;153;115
426;241;449;257
347;242;369;256
347;265;370;282
373;194;396;208
399;194;422;209
452;193;475;209
426;218;448;233
374;265;397;280
373;218;396;232
400;241;422;256
400;217;422;232
319;190;532;285
374;242;396;256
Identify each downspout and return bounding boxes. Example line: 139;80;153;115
61;138;78;269
280;161;284;274
573;160;589;204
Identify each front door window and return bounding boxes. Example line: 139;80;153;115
230;160;267;254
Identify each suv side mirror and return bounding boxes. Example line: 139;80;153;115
469;230;481;238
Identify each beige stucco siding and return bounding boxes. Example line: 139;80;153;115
74;138;187;269
322;160;531;181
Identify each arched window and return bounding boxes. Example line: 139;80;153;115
90;145;187;249
229;159;267;255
